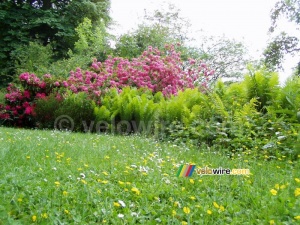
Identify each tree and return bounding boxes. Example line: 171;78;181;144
195;35;251;82
0;0;111;86
114;4;250;83
114;4;191;60
263;0;300;74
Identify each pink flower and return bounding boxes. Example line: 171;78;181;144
23;90;30;99
39;82;46;89
36;93;46;99
54;81;60;87
24;106;33;115
43;74;52;79
62;81;68;87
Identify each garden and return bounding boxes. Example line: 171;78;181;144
0;0;300;224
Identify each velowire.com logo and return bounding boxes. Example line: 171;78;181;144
176;164;250;177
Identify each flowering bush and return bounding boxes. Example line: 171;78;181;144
0;45;213;128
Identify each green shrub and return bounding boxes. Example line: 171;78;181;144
54;92;96;132
94;87;159;134
244;67;280;113
35;93;61;129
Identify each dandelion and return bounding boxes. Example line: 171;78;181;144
174;201;180;207
295;178;300;183
54;181;60;186
81;179;87;184
274;184;280;190
26;156;30;159
270;189;277;196
213;202;220;209
102;180;108;184
294;216;300;220
280;184;286;189
172;210;176;216
189;179;194;184
181;222;188;225
269;220;275;225
220;205;225;212
131;187;140;195
102;171;109;176
17;198;22;202
63;191;68;196
189;196;196;200
32;215;37;222
207;209;212;215
295;188;300;197
118;181;125;185
114;202;121;207
183;207;190;214
41;213;48;219
64;209;69;214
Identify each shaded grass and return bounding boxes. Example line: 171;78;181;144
0;127;299;224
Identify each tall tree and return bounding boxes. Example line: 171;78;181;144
263;0;300;75
0;0;111;86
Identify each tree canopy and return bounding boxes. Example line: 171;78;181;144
264;0;300;75
0;0;111;85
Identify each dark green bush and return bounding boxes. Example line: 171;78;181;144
54;91;96;132
35;93;61;129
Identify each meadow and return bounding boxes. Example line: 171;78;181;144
0;127;299;224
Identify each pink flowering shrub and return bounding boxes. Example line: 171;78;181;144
0;45;214;128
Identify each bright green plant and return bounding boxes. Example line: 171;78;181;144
244;66;280;113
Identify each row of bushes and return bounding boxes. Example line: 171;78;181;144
0;47;299;159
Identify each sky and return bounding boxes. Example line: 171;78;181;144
109;0;299;84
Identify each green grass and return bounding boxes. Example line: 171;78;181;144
0;127;299;224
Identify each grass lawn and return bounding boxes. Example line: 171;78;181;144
0;127;299;224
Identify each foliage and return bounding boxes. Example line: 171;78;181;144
54;91;96;132
94;87;159;134
34;93;62;129
11;41;54;77
0;127;299;224
196;35;251;81
0;0;111;85
264;0;300;74
244;66;280;113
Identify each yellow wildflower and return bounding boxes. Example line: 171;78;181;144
131;187;140;195
32;215;37;222
172;210;176;216
220;205;225;212
270;189;277;196
183;207;190;214
294;216;300;220
295;188;300;197
189;179;194;184
189;196;196;200
113;202;120;207
274;184;280;190
295;178;300;183
207;209;212;215
213;202;219;209
269;220;275;225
